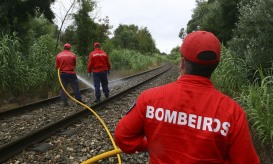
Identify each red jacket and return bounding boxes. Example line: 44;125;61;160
88;48;111;73
56;50;77;74
115;75;260;164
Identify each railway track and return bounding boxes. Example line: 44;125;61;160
0;64;166;146
1;63;180;163
0;64;165;118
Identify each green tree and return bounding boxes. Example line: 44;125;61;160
217;0;241;42
0;0;55;33
112;24;139;50
229;0;273;78
168;46;181;64
95;16;112;44
22;16;58;54
61;25;77;46
73;0;97;56
63;0;111;57
186;0;246;43
137;27;157;54
0;0;57;58
112;24;158;54
186;1;210;33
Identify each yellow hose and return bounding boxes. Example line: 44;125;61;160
57;68;122;163
81;148;123;164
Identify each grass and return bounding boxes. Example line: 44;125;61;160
212;46;273;149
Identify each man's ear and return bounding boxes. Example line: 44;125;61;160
180;57;187;75
180;57;185;69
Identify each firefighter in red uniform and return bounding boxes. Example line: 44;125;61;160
114;31;260;164
88;42;111;103
56;43;83;106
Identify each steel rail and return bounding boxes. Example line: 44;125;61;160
0;65;165;118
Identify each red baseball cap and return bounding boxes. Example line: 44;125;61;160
180;31;221;65
64;43;71;49
93;42;100;47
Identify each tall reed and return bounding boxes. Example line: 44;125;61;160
212;46;248;97
238;69;273;147
109;49;165;71
0;33;31;98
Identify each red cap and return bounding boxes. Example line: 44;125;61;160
64;43;71;49
180;31;221;65
93;42;100;47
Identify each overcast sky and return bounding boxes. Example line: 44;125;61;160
52;0;196;54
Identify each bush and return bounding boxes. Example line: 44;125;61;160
229;0;273;78
0;33;31;97
212;46;248;97
109;49;164;71
27;34;58;97
238;71;273;147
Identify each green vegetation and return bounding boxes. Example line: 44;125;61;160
168;46;181;65
212;47;273;149
239;72;273;147
0;0;273;154
0;0;167;107
0;33;58;100
185;0;273;152
111;25;160;54
110;49;167;71
212;46;273;148
229;0;273;79
212;46;248;97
